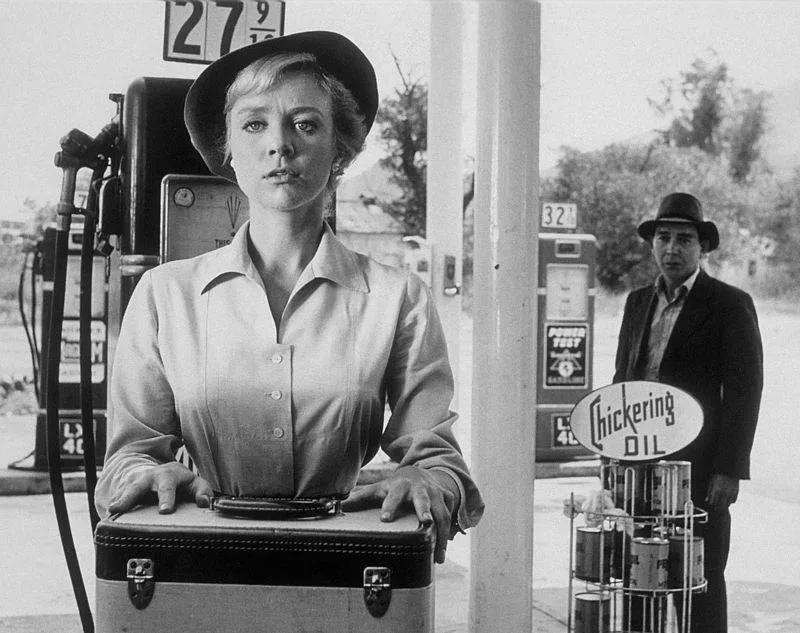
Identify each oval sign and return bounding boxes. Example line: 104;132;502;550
569;381;703;461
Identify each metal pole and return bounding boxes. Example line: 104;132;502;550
468;1;541;631
428;0;465;410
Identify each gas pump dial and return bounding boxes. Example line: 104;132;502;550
173;186;196;207
545;263;589;320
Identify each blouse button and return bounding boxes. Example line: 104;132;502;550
271;354;283;364
270;390;282;400
272;428;285;439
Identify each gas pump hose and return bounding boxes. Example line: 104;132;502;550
17;248;40;402
46;121;118;633
79;163;110;532
46;187;95;633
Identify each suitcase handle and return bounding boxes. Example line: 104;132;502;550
210;495;342;519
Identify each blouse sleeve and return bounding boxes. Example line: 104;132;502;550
380;273;485;534
94;271;183;516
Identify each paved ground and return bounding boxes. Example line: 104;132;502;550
1;472;799;632
1;413;799;633
0;413;596;632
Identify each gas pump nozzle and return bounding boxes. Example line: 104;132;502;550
53;120;119;228
52;151;82;231
58;120;119;169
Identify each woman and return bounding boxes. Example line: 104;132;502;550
95;31;483;563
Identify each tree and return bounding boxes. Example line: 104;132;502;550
728;89;770;182
541;142;764;292
755;168;800;290
543;145;657;291
369;55;479;304
649;50;770;183
650;52;730;155
543;52;787;295
375;53;428;236
21;197;57;236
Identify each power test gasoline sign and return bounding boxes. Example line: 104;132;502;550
544;323;588;388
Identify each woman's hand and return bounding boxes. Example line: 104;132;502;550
342;466;458;564
107;462;213;515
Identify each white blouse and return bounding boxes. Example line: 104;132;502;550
95;221;483;532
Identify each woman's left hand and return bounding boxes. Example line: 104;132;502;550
342;466;458;564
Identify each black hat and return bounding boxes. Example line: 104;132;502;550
184;31;378;182
637;192;719;251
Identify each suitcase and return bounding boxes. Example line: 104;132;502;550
94;501;435;633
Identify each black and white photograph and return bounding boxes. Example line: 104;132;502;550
1;1;798;632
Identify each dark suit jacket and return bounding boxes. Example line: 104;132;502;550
613;270;763;490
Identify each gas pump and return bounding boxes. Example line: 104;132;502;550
104;77;213;310
32;219;109;471
36;74;223;633
27;79;215;478
535;203;598;461
42;111;122;633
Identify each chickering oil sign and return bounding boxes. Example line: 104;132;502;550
568;381;703;460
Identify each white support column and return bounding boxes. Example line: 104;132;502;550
427;0;465;409
469;2;541;632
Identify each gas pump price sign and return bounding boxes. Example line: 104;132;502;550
552;413;579;448
61;420;85;457
164;0;286;64
541;202;578;231
59;319;107;384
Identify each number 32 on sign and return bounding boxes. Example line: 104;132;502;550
541;202;578;230
164;0;286;64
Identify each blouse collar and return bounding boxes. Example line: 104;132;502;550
199;220;368;295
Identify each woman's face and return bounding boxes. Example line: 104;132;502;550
228;72;337;216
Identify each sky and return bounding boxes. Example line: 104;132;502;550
1;0;800;220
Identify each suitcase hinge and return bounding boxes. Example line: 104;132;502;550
363;566;392;618
127;558;155;610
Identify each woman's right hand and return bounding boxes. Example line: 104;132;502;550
107;462;213;515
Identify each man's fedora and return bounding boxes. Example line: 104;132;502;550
184;31;378;183
637;192;719;251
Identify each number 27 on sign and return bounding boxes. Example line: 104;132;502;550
164;1;286;64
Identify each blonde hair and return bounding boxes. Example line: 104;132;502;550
222;52;367;189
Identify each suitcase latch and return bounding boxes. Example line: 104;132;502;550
363;566;392;617
127;558;155;610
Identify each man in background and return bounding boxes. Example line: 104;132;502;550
613;192;763;632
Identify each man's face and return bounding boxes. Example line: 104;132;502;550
652;223;705;286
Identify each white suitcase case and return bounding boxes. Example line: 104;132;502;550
94;502;434;633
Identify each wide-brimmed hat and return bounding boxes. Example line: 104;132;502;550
637;192;719;251
184;31;378;182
